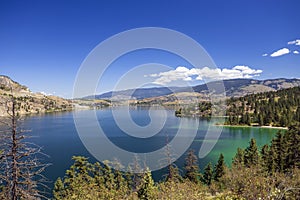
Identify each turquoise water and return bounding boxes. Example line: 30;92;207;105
18;107;280;190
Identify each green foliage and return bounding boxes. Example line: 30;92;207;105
175;87;300;127
225;86;300;127
166;164;183;183
137;168;156;200
203;162;213;185
244;138;259;167
53;124;300;199
284;124;300;169
52;156;130;200
260;144;269;172
184;149;201;183
214;153;226;181
154;180;207;199
232;147;244;167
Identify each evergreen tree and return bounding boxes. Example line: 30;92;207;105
138;168;156;200
284;124;300;169
232;147;244;167
53;178;65;200
258;114;264;126
184;149;201;183
130;155;144;191
214;153;226;181
102;160;116;190
166;164;182;183
260;144;269;172
93;162;105;186
125;166;134;191
270;131;287;172
203;162;213;185
163;138;182;183
53;156;94;199
111;159;127;193
244;138;259;167
267;143;277;174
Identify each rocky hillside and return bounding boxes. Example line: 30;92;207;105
0;75;73;117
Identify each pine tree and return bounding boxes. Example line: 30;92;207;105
284;124;300;169
267;143;276;174
232;147;244;167
93;162;105;186
125;166;134;191
163;137;182;183
184;149;201;183
244;138;259;167
138;168;156;200
111;159;127;193
203;162;213;185
53;178;65;200
214;153;226;181
102;160;116;190
258;114;264;126
260;144;269;172
270;131;287;172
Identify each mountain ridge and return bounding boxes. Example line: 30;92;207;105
1;75;300;116
87;78;300;100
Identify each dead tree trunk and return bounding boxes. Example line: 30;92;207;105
0;93;49;199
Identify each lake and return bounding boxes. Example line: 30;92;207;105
20;107;280;190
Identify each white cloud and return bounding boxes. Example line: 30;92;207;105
40;91;52;96
39;91;56;96
262;53;268;57
270;48;290;57
293;50;299;54
288;39;300;46
148;65;263;85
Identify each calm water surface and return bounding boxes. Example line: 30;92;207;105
19;107;280;190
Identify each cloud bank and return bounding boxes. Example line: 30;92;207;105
270;48;290;57
146;66;263;85
288;39;300;46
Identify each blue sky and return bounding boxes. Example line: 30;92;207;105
0;0;300;98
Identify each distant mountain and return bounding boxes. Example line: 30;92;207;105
0;75;73;116
87;78;300;100
87;87;181;100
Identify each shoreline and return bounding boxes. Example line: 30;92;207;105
215;124;288;130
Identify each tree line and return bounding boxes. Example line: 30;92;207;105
53;124;300;199
225;86;300;127
175;86;300;128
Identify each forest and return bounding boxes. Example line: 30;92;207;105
52;124;300;199
225;86;300;127
176;86;300;128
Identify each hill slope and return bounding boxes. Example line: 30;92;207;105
89;78;300;101
0;75;73;116
175;86;300;128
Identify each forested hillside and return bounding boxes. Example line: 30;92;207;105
225;86;300;127
176;86;300;128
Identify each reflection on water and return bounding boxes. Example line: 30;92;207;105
15;107;280;189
